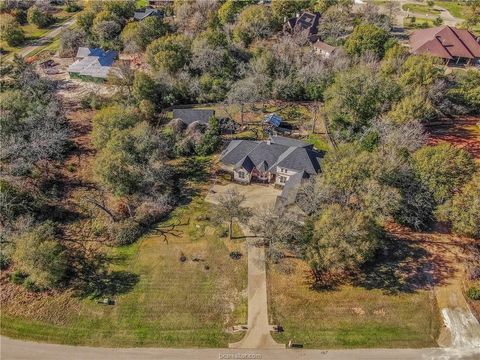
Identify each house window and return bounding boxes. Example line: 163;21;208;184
238;171;245;179
280;168;287;173
279;176;287;184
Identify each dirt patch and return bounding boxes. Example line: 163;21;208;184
427;116;480;161
385;222;480;347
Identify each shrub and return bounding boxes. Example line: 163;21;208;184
135;199;172;227
229;251;242;260
436;173;480;238
91;219;106;237
27;5;55;28
65;1;81;12
110;219;145;246
24;278;40;292
13;9;28;25
10;271;28;284
0;254;11;270
59;29;84;57
345;24;391;59
0;18;25;47
13;222;69;289
467;286;480;301
145;34;191;73
217;226;228;238
80;93;106;110
412;144;476;204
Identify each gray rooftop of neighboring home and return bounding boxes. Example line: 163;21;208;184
220;136;322;175
134;7;163;20
172;109;215;126
68;47;117;79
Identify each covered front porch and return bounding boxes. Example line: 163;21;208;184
232;168;275;185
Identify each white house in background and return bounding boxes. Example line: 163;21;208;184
219;136;322;187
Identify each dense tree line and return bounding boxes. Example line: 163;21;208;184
2;0;479;293
0;0;82;47
0;58;72;289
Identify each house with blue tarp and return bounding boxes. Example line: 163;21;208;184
264;113;282;128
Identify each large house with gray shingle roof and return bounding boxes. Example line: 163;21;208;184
219;136;322;188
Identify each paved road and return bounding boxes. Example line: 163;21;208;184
2;337;480;360
433;243;480;348
17;18;76;58
393;0;462;28
229;239;284;349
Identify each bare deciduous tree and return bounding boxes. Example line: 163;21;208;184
214;189;251;239
249;207;303;260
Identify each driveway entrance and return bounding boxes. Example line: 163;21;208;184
206;183;284;348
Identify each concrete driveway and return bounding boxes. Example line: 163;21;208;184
206;183;281;210
206;183;283;348
229;237;285;349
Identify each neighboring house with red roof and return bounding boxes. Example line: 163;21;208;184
409;26;480;66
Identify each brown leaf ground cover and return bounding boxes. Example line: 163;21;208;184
427;116;480;161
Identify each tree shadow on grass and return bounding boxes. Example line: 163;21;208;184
353;235;454;294
75;270;140;299
72;251;139;299
100;271;140;297
171;157;211;207
305;233;456;295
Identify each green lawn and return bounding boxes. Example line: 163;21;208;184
269;257;440;348
1;197;248;347
434;1;467;19
306;133;331;152
365;0;391;5
402;3;441;16
0;8;75;58
404;17;436;30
